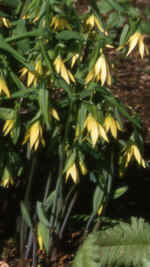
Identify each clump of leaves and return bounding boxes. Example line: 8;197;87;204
73;217;150;267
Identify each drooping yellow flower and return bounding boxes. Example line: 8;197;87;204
19;60;43;87
51;108;60;121
1;167;14;188
79;160;88;176
0;17;10;28
66;163;79;184
37;223;44;251
50;16;72;31
85;53;112;86
19;67;35;87
0;77;11;97
35;60;43;76
23;121;45;151
54;56;75;84
3;119;15;136
97;205;103;216
104;115;122;139
71;53;79;68
84;114;109;147
127;32;148;59
85;14;107;35
124;144;145;168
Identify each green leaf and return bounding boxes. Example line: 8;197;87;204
113;186;128;199
107;12;125;29
107;0;124;13
140;21;150;35
38;89;50;129
55;78;73;100
73;217;150;267
0;108;15;120
98;0;113;14
20;201;33;229
127;6;139;18
92;185;104;214
43;190;56;211
56;31;84;41
2;0;19;8
11;88;36;99
11;119;20;145
0;35;34;72
13;19;30;54
104;95;141;129
36;201;50;228
78;103;87;133
38;222;50;254
119;24;129;45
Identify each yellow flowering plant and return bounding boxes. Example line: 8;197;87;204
0;0;148;263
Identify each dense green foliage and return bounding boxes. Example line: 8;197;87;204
73;217;150;267
0;0;149;264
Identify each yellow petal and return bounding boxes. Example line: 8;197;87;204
27;71;35;87
3;120;14;136
98;124;109;143
35;60;43;75
90;124;99;147
138;36;145;59
51;108;60;121
71;53;79;68
61;63;70;84
94;17;105;33
22;131;30;145
109;117;117;139
104;116;111;132
141;159;146;168
94;57;102;76
0;78;11;97
127;32;140;56
85;69;95;84
132;145;142;165
29;122;40;150
66;163;79;184
85;115;99;146
79;161;88;176
37;224;44;250
86;15;95;28
19;67;28;79
1;167;14;188
2;18;10;28
54;56;62;74
116;120;122;131
145;45;149;55
68;70;76;83
124;149;133;167
97;205;103;216
106;62;112;86
100;55;107;86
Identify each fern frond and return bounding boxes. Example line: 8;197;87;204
73;217;150;267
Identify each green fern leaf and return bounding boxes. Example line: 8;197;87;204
73;217;150;267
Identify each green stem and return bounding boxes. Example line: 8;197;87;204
20;153;37;257
6;30;44;43
39;40;54;78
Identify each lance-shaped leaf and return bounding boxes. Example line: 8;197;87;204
20;201;33;229
37;221;50;254
39;89;50;129
36;201;50;228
